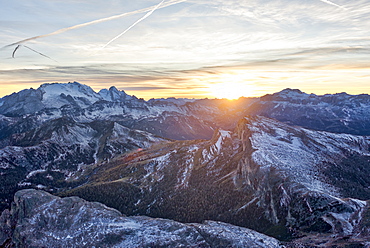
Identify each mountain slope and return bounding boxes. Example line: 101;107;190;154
0;117;166;211
248;88;370;135
0;83;247;212
62;116;370;243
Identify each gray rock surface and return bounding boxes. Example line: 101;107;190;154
0;189;283;248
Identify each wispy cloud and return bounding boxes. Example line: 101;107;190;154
2;56;370;99
1;0;370;99
2;0;187;49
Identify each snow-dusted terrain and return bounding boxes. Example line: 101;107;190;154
248;88;370;135
1;82;370;246
60;115;370;245
0;189;282;247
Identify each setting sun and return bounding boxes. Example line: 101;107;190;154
203;70;259;99
209;82;255;99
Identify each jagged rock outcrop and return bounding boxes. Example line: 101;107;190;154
0;189;282;248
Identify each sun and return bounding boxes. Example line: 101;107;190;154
208;81;255;100
205;71;258;100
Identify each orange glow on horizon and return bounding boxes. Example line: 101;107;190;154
1;68;370;100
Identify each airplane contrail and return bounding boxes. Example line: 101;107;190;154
23;45;58;62
12;45;21;58
319;0;346;9
2;0;186;49
11;44;57;62
102;0;166;49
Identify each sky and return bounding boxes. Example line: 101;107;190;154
1;0;370;99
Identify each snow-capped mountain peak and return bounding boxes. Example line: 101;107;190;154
98;86;132;102
266;88;311;101
40;82;102;108
0;82;137;116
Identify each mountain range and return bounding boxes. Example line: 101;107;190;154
1;82;370;247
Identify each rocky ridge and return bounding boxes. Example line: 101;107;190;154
248;88;370;135
0;189;282;248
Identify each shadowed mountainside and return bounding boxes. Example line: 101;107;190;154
60;116;370;244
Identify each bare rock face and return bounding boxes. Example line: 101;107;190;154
0;189;282;248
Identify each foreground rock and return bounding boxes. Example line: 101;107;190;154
0;189;282;248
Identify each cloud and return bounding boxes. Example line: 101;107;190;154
1;0;370;99
2;0;187;48
1;58;370;99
